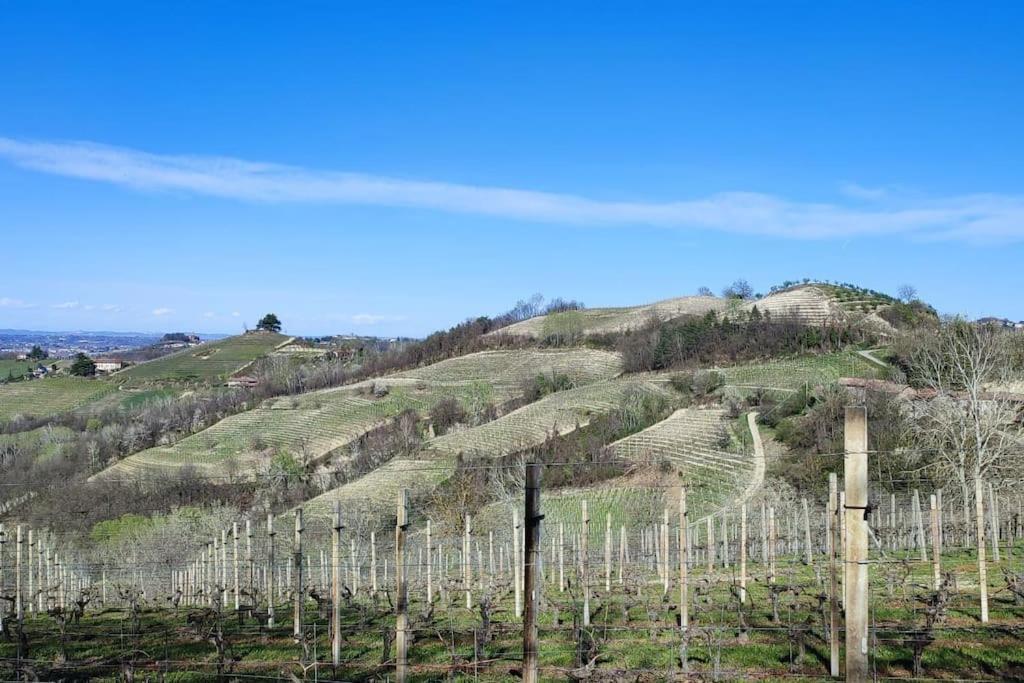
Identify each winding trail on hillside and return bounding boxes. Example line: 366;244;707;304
740;411;766;503
857;348;889;372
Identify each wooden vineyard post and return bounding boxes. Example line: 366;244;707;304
371;532;378;596
464;514;472;609
292;509;303;639
523;463;541;683
679;487;689;674
395;489;410;683
739;503;747;603
768;508;776;585
221;529;228;605
844;406;869;682
760;503;768;565
582;500;590;626
332;502;343;666
975;477;989;623
246;518;253;598
663;509;670;594
936;488;944;552
26;530;33;615
267;514;276;627
828;472;839;678
930;494;941;590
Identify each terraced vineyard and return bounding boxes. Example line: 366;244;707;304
718;350;883;391
91;382;491;481
0;376;116;420
116;332;290;383
492;296;725;338
394;348;622;389
747;285;841;324
426;378;671;460
301;377;671;524
608;408;752;516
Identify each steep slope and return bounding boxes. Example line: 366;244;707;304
116;332;291;384
91;348;622;482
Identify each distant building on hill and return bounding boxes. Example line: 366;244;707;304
94;358;124;372
227;375;259;388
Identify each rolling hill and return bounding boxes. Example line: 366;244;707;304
115;332;291;383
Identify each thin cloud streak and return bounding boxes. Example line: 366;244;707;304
1;137;1022;243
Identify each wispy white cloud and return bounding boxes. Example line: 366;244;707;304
839;182;890;201
1;137;1023;243
351;313;407;326
203;311;216;318
152;307;173;316
101;304;122;312
0;297;35;309
51;300;79;309
231;311;240;317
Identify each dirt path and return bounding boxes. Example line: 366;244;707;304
740;411;766;503
857;348;889;371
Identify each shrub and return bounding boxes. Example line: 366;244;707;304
692;370;724;397
430;397;467;435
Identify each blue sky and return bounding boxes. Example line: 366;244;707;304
1;2;1022;336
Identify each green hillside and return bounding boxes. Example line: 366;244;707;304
116;332;290;383
0;376;116;421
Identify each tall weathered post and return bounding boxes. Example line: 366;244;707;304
267;514;276;627
975;477;989;623
930;494;941;590
844;406;869;681
679;487;689;673
292;509;304;639
332;502;343;666
523;463;542;683
828;472;840;678
395;489;410;683
581;500;590;626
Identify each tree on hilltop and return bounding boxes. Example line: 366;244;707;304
256;313;282;333
28;345;48;360
70;353;97;377
722;279;754;300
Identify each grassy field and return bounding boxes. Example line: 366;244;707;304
3;547;1020;682
0;376;116;421
116;332;290;383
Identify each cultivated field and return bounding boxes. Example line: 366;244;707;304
116;332;290;383
0;376;115;420
0;424;74;459
717;350;883;391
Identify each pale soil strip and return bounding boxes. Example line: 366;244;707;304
856;348;889;371
740;411;766;503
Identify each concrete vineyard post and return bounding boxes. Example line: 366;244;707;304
464;514;472;609
802;498;813;565
267;514;276;627
604;512;611;592
740;503;747;603
293;509;303;639
930;494;941;590
679;487;689;674
828;472;839;678
558;522;565;592
426;519;432;604
976;477;989;623
988;482;1000;563
233;522;240;611
15;525;22;620
844;406;869;682
513;509;522;618
395;489;409;683
332;502;343;666
522;463;541;683
913;490;927;563
581;500;590;626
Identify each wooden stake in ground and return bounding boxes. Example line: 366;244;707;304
15;525;22;620
332;502;343;666
522;463;541;683
802;498;813;565
604;512;611;592
975;477;989;623
513;509;522;618
426;519;433;604
233;522;240;611
464;514;472;609
844;406;869;681
828;473;839;679
913;489;927;562
558;522;565;592
292;509;304;639
395;489;410;683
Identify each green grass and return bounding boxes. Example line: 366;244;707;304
4;547;1020;681
0;376;116;420
117;332;289;384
